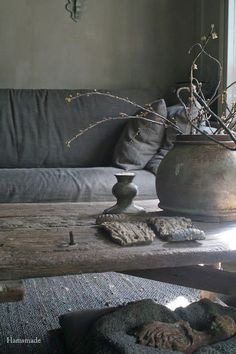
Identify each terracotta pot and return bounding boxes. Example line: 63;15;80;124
156;135;236;221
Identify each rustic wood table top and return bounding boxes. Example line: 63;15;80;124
0;200;236;282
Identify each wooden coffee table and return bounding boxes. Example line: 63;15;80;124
1;200;236;302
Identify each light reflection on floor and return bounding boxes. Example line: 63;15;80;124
166;295;191;310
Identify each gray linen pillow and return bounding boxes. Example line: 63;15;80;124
145;103;199;175
144;145;169;175
112;99;167;170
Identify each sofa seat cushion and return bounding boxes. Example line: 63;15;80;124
0;167;156;203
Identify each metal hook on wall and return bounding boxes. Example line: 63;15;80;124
65;0;86;22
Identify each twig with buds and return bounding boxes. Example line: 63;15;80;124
65;25;236;151
65;91;185;147
178;24;236;149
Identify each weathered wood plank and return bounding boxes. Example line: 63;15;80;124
0;200;158;217
123;266;236;295
0;201;236;282
0;280;24;302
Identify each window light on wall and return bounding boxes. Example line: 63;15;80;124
227;0;236;106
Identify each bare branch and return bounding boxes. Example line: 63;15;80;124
65;114;184;147
64;25;236;151
65;91;185;146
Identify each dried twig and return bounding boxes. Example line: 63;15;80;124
65;114;169;147
65;25;236;150
177;87;236;150
65;91;184;146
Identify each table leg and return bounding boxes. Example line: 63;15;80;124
0;280;24;303
200;263;222;301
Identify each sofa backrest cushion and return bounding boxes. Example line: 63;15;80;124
0;89;160;168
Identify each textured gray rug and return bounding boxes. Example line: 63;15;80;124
0;272;201;354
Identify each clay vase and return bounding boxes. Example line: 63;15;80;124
156;135;236;221
103;173;145;214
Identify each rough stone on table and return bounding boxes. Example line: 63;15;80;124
96;213;128;225
101;221;155;246
147;216;205;242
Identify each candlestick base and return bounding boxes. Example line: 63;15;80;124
103;173;145;215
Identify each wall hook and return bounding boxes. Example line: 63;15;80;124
65;0;86;22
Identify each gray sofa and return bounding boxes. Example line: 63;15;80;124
0;88;161;202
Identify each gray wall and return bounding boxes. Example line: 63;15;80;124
0;0;203;96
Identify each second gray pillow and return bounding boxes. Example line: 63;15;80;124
112;99;167;170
